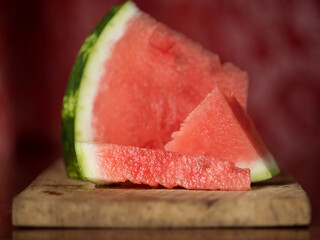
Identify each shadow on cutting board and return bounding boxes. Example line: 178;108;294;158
13;227;310;240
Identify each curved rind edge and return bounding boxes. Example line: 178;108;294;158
237;153;280;182
61;2;128;179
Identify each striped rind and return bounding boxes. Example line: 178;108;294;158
61;1;137;179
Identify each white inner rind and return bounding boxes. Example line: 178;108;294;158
75;142;97;179
76;142;113;184
75;2;139;177
236;153;280;182
75;2;139;143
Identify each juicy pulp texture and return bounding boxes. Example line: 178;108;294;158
85;4;248;148
76;142;251;190
165;88;280;182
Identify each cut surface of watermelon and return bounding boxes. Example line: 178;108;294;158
76;142;251;190
61;1;249;179
165;88;280;182
84;2;249;147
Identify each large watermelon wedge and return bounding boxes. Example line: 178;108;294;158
165;88;280;182
62;1;249;179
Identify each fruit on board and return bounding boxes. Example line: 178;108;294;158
76;142;251;190
165;88;280;182
61;1;248;179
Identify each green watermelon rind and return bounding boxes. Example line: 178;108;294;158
236;153;280;182
75;142;103;183
61;1;135;179
252;160;280;182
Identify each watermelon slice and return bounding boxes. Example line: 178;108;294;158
76;142;250;190
165;88;280;182
61;1;248;179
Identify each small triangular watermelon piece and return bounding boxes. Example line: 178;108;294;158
76;142;250;190
165;88;280;182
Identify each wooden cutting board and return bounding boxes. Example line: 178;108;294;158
12;160;311;228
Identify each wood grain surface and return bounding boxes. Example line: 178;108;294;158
13;228;311;240
12;160;311;228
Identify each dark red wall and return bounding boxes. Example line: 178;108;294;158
1;0;320;222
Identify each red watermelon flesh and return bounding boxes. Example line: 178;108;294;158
90;10;248;149
165;87;280;182
77;142;251;190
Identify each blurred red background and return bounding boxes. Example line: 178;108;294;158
0;0;320;226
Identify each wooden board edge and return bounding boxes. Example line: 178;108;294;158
12;160;312;228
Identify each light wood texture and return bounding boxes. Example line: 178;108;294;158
12;160;311;228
